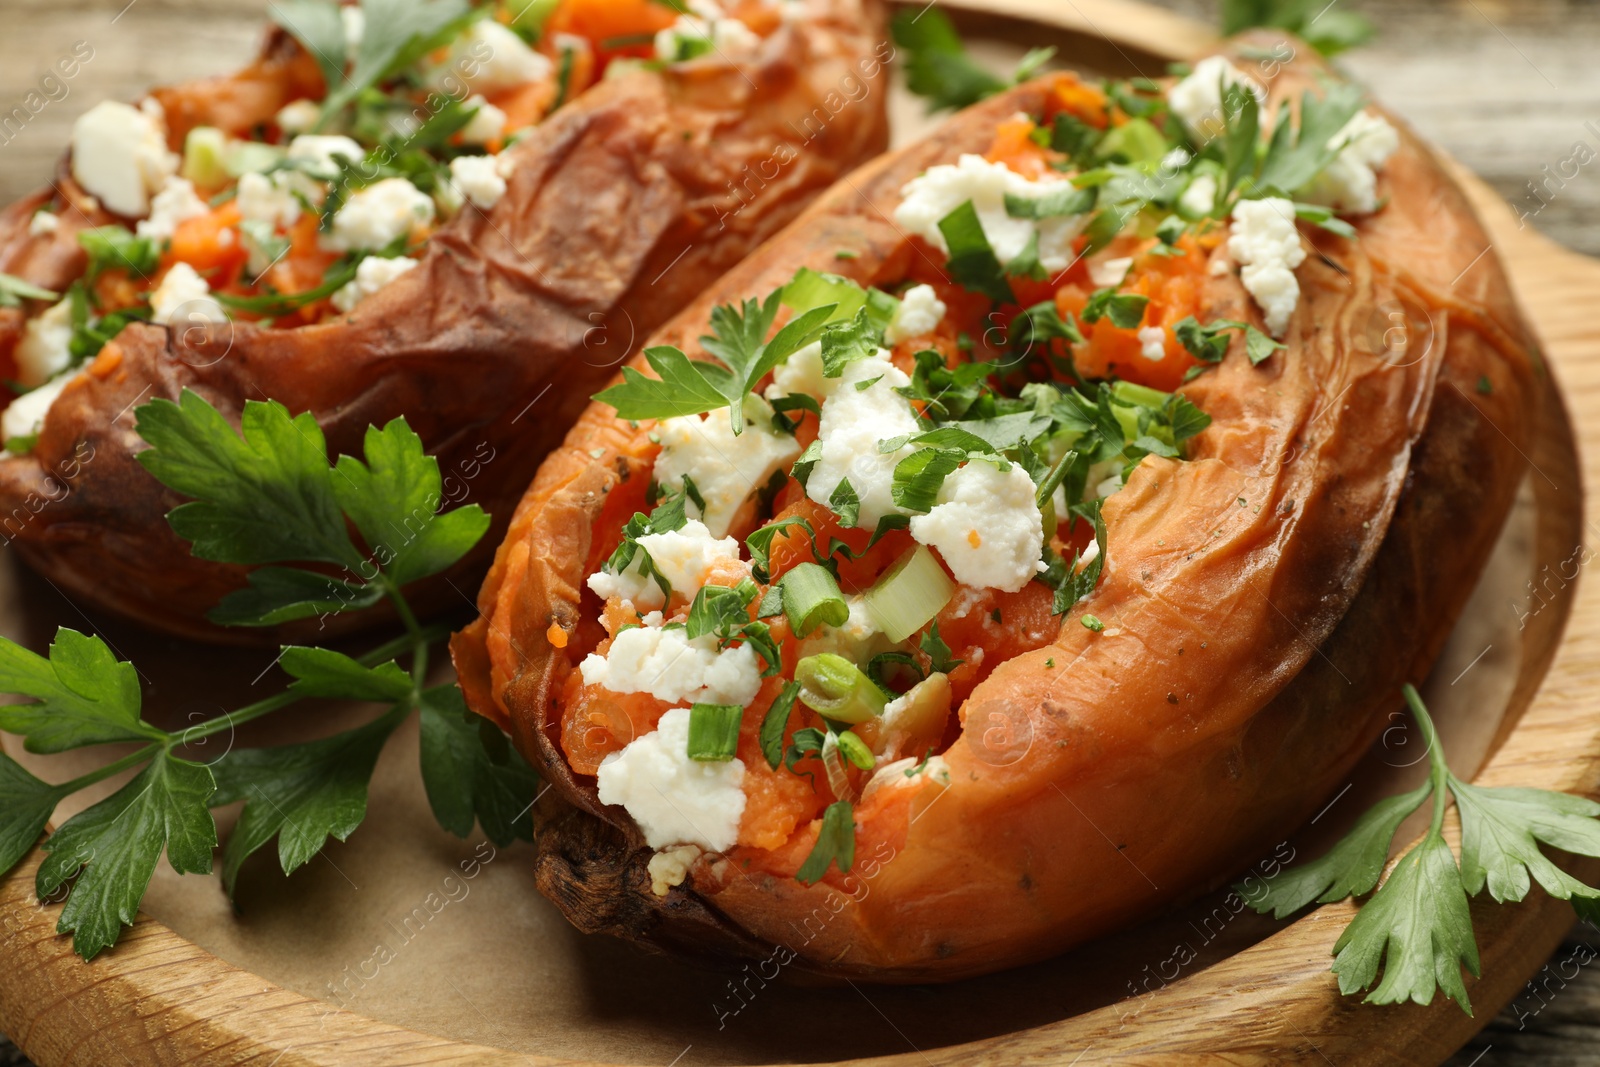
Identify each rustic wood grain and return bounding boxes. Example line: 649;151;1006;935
2;0;1599;1064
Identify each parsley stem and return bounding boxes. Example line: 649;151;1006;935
55;743;160;794
1403;683;1452;836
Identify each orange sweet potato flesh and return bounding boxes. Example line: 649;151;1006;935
0;3;891;643
451;37;1539;981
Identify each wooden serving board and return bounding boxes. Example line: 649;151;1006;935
1;1;1596;1064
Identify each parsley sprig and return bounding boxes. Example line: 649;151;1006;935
1247;685;1600;1013
0;390;534;959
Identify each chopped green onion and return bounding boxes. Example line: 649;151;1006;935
795;653;886;725
796;801;855;885
686;703;743;762
778;562;849;638
835;729;875;771
1081;614;1105;632
865;545;955;643
182;126;230;188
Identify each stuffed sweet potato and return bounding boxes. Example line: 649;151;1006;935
451;36;1538;981
0;0;889;642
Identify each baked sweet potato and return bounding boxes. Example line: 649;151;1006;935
0;0;890;642
451;36;1538;981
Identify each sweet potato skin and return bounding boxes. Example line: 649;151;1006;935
0;0;891;643
453;36;1538;981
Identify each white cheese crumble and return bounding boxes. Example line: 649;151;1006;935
1228;197;1305;337
596;708;746;852
2;373;73;445
909;460;1044;592
324;178;435;253
655;14;763;61
459;95;508;146
14;298;73;388
150;263;227;325
1088;255;1133;288
439;21;553;95
805;351;919;528
70;100;179;219
587;519;744;611
1179;173;1218;217
1300;110;1400;216
286;134;364;179
28;212;59;237
764;340;837;404
341;5;365;51
236;171;304;229
894;154;1085;272
331;255;420;313
653;395;800;538
580;621;763;707
448;153;508;210
136;177;208;241
275;99;322;135
1167;55;1266;142
1138;326;1167;362
882;284;947;345
647;844;703;896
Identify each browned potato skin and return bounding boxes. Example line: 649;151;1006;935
0;1;891;643
452;36;1539;981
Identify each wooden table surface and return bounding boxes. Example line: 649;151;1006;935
2;0;1598;1064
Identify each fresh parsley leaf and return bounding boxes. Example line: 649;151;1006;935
1049;113;1101;161
828;477;862;528
214;255;363;315
79;226;160;284
418;684;539;845
37;752;216;959
268;0;347;91
687;582;759;644
891;448;964;514
332;418;490;587
0;753;70;875
1013;301;1083;351
1005;231;1046;282
1293;201;1359;238
919;622;964;674
1045;500;1106;614
796;800;855;884
0;629;161;753
1252;85;1366;198
1331;830;1478;1010
0;273;58;308
938;200;1016;304
1013;46;1056;84
1080;288;1149;329
759;681;801;770
209;703;405;895
782;268;899;332
1174;315;1245;364
135;392;367;571
1452;781;1600;904
819;308;881;378
280;646;414;702
890;8;1007;113
747;516;813;584
320;0;479;120
208;568;385;627
1005;185;1096;220
1245;326;1286;365
1222;0;1374;57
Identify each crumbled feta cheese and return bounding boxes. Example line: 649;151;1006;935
341;4;365;51
864;754;950;797
325;178;435;252
1179;173;1218;217
894;154;1085;272
1300;110;1400;216
14;298;73;388
883;284;946;345
596;708;746;852
275;99;322;135
459;95;508;146
647;844;703;895
286;134;364;179
764;340;838;404
653;395;800;538
448;153;508;210
1228;197;1305;337
2;372;73;445
236;172;304;229
1095;472;1123;498
1138;326;1166;362
70;100;179;218
587;519;745;611
1088;256;1133;288
580;620;763;707
331;255;420;313
28;212;59;237
1167;55;1266;141
136;177;208;241
806;351;919;528
150;262;227;325
655;14;763;60
437;21;553;95
1078;537;1100;566
909;460;1044;592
